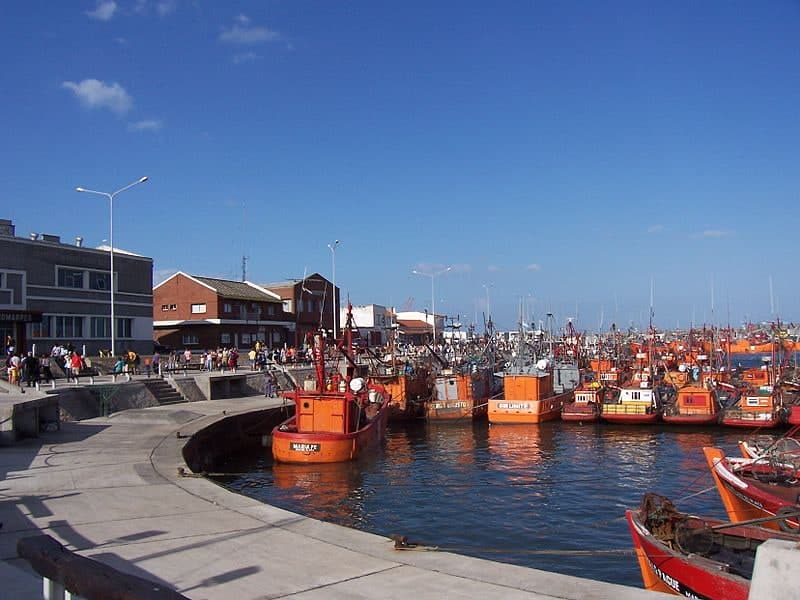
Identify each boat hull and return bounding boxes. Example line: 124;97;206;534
720;414;783;428
488;391;572;424
560;403;600;422
662;413;720;426
627;510;750;600
426;398;486;421
703;447;800;532
272;401;389;464
600;411;661;425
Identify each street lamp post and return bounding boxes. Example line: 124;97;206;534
76;176;148;357
412;266;451;344
327;240;341;339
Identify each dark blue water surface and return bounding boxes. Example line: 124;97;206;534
214;421;761;588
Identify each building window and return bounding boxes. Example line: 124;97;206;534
55;316;83;338
223;303;232;313
170;304;177;311
182;334;199;345
267;305;275;316
282;300;292;313
57;268;84;289
28;317;52;339
0;271;24;307
242;333;251;346
116;318;132;339
161;304;169;311
89;271;111;291
191;303;207;314
90;317;111;338
220;333;231;344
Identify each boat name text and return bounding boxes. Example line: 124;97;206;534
290;442;321;453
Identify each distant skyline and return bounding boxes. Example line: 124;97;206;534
3;2;798;332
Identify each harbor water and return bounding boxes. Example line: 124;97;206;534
213;421;758;588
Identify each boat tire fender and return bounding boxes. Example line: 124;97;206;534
776;506;800;533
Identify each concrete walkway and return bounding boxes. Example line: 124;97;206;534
0;398;668;599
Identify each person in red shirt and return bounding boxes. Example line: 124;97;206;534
70;352;84;383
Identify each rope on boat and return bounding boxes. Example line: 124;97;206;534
390;535;634;556
675;485;716;502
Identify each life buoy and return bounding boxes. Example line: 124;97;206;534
776;506;800;533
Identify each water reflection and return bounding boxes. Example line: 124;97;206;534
271;461;367;526
215;421;753;588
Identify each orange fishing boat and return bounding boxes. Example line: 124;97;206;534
426;366;492;421
719;385;784;428
703;447;800;533
272;320;391;464
738;425;800;461
489;360;574;424
369;360;431;421
662;380;720;426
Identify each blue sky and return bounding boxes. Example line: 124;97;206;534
3;2;799;332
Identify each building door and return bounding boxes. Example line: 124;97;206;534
1;323;15;352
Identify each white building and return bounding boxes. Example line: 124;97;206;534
341;304;391;346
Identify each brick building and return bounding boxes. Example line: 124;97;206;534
262;273;339;346
153;272;295;351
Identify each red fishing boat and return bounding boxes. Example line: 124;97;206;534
627;493;797;600
703;447;800;533
560;380;603;422
272;317;391;464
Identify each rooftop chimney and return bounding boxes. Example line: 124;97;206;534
75;236;84;247
40;234;61;243
30;232;39;241
0;219;15;237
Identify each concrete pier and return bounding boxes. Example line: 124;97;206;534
0;396;669;599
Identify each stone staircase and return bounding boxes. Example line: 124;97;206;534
141;378;185;405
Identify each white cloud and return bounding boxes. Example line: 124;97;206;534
87;0;117;21
62;79;133;114
693;229;732;239
646;224;664;234
220;14;281;45
157;0;178;16
128;119;163;132
449;263;471;274
488;265;501;273
526;263;541;271
233;51;259;64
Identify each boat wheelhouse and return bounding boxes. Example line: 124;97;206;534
426;366;491;421
662;382;720;426
720;385;784;428
601;369;662;424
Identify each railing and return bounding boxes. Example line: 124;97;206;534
17;535;189;600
